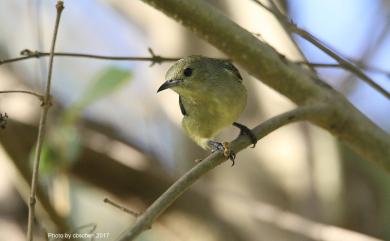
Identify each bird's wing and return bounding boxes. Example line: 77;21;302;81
223;62;243;81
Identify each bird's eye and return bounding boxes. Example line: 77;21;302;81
183;67;193;77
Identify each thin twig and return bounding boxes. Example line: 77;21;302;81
297;61;390;78
292;28;390;98
0;48;179;66
104;198;139;217
2;49;389;79
26;1;64;241
0;55;33;65
118;104;327;241
0;90;44;101
252;0;390;99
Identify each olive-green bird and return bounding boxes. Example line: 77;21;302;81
158;56;256;165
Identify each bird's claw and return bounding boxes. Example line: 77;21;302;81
222;142;236;165
233;122;257;148
209;141;236;166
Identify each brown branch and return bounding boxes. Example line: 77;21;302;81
27;1;64;240
0;48;179;66
118;104;326;241
252;0;390;99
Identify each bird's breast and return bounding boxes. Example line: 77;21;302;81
181;83;246;140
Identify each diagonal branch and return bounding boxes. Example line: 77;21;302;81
118;104;327;241
292;27;390;99
27;1;64;240
140;0;390;171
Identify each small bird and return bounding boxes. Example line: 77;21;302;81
157;56;256;165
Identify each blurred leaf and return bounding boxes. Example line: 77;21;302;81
37;142;60;175
36;67;132;174
34;125;82;175
64;67;132;124
78;67;132;108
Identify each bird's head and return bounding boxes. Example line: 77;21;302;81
157;55;242;99
158;56;207;98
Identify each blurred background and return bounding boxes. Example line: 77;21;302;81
0;0;389;240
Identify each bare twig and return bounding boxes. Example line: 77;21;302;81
252;0;390;99
297;61;390;78
27;1;64;240
292;29;390;98
104;198;139;217
0;48;179;66
0;55;34;65
118;104;327;241
0;90;44;101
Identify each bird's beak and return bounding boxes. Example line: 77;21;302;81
157;79;181;93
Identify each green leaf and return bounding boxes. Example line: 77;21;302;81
78;67;132;108
64;67;132;124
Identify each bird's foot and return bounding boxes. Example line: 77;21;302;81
208;140;236;166
233;122;257;148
